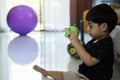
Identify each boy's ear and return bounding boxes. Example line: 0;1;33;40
101;23;108;31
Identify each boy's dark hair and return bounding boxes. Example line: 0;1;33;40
86;4;118;33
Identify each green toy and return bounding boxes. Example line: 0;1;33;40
66;26;83;59
67;40;84;59
65;26;79;37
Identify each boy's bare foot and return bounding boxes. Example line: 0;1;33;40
33;65;47;77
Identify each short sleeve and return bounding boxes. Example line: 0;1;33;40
90;37;113;60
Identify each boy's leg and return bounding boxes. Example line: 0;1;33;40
33;65;64;80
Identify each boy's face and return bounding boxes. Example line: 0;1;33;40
87;21;107;39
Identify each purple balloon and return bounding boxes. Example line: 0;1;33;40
7;5;38;35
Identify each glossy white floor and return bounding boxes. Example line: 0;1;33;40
0;31;120;80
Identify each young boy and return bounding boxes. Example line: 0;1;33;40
33;4;118;80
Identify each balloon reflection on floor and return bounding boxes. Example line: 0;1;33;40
8;36;39;65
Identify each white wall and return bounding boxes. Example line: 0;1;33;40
0;0;9;32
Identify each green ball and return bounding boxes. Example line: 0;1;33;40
65;26;78;37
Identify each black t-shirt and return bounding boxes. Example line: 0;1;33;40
78;36;114;80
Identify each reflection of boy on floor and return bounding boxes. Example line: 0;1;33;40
33;4;118;80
